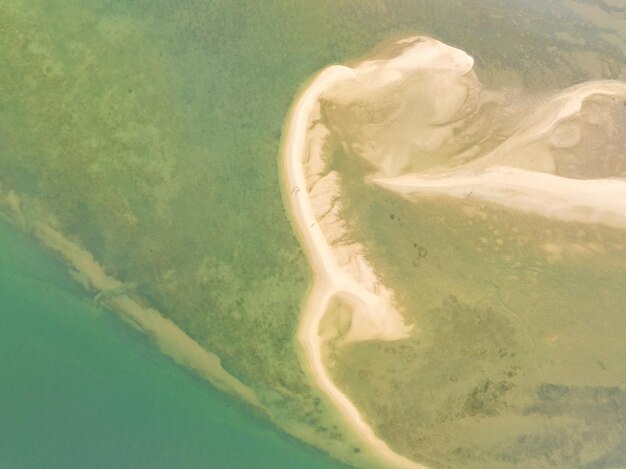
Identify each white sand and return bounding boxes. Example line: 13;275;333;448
374;80;626;229
375;167;626;229
281;42;432;468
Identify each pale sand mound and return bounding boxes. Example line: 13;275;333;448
375;167;626;230
322;40;626;226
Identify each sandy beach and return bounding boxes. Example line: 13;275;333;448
375;166;626;230
280;43;435;468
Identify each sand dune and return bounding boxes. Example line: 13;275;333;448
375;166;626;230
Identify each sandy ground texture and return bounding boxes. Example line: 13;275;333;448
374;81;626;229
281;34;626;468
280;36;480;469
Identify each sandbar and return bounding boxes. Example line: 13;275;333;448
280;40;437;469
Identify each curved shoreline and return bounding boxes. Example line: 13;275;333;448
280;65;425;468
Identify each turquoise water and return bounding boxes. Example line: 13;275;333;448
0;219;343;469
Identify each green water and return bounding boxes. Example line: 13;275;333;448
1;0;624;467
0;218;342;469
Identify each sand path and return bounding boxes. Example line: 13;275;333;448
281;64;425;468
374;80;626;229
375;166;626;230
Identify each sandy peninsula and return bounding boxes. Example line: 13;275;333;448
279;38;462;469
281;32;626;468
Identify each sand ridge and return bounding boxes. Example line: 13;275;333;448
375;166;626;230
280;37;466;469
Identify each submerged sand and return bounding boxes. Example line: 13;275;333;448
0;188;261;408
33;222;263;408
374;79;626;229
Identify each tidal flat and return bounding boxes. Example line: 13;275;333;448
284;26;625;467
1;0;625;467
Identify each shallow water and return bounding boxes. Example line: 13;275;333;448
0;219;344;468
0;0;625;467
313;22;626;469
